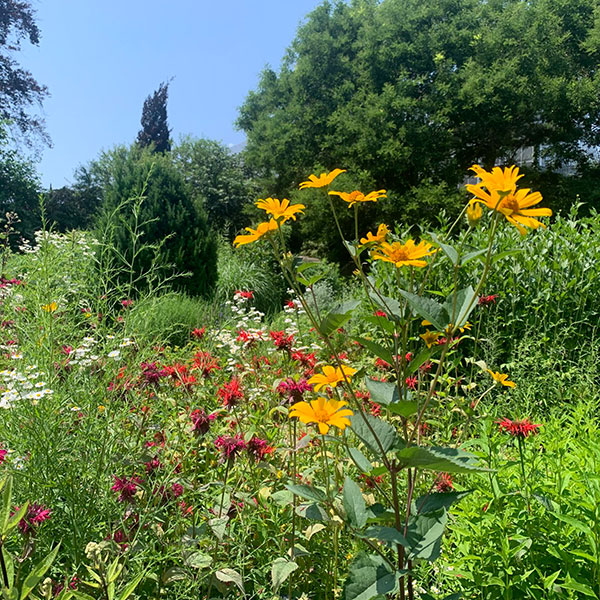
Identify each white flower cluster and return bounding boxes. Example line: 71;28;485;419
0;365;54;407
19;230;98;257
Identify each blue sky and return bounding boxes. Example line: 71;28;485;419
19;0;323;187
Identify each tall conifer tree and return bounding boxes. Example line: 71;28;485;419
136;82;171;153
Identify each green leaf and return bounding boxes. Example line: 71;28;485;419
270;490;294;506
364;378;399;406
461;249;487;265
349;413;399;455
184;552;212;569
362;526;409;547
560;579;597;596
396;446;489;473
361;315;396;334
271;558;298;592
429;232;458;265
406;347;433;375
414;491;471;515
20;544;60;600
106;558;123;584
5;503;28;536
397;289;448;331
347;447;373;473
296;502;329;521
492;249;521;264
319;300;360;337
453;286;477;329
354;337;394;365
367;290;404;321
208;516;228;541
406;509;447;561
117;571;145;600
215;568;244;595
0;476;12;535
343;477;367;529
344;553;401;600
285;484;327;502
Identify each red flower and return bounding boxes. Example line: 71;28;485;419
277;378;312;404
217;378;244;409
405;376;418;390
291;351;317;369
497;418;541;438
434;473;454;493
191;327;205;339
373;310;387;318
120;299;133;308
140;361;165;385
235;290;254;300
246;436;275;461
191;351;220;377
269;330;294;352
478;294;499;307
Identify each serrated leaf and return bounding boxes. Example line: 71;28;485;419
271;558;298;592
398;290;448;331
365;378;399;406
396;446;489;473
343;477;367;529
349;413;399;455
319;300;360;337
347;447;373;473
344;553;401;600
406;509;447;561
285;484;327;502
367;290;404;320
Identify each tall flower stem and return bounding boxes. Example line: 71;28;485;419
517;436;531;512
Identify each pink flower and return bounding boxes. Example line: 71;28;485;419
277;378;312;404
190;408;217;435
140;361;165;385
111;476;142;502
120;299;134;308
214;435;247;461
246;436;275;461
16;503;51;533
497;418;541;438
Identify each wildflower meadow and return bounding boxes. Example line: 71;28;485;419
0;161;596;600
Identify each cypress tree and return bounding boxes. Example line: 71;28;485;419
136;82;171;153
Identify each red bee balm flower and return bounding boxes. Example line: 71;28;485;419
497;418;541;438
16;503;51;533
217;378;244;409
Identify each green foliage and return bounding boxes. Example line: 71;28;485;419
239;0;600;203
136;82;171;154
95;145;217;297
172;136;256;239
126;292;213;347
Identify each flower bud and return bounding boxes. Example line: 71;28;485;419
466;199;483;227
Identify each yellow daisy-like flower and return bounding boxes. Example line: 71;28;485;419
233;220;279;247
466;199;483;227
42;302;57;313
328;189;387;208
420;330;440;348
359;224;390;246
487;369;516;388
308;364;357;392
255;198;305;223
371;240;437;268
299;169;346;189
289;397;353;435
467;165;552;235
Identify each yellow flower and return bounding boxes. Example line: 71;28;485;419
328;189;387;208
299;169;346;189
255;198;305;223
371;240;436;268
487;369;516;388
289;397;353;435
420;330;440;348
467;165;552;235
233;220;279;247
308;364;357;392
42;302;57;313
359;224;390;246
466;199;483;227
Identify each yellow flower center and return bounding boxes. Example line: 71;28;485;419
389;248;410;262
348;191;364;202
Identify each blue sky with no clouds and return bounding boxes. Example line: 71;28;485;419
19;1;323;187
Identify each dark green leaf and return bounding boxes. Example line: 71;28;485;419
397;289;448;331
364;378;399;406
363;526;409;547
350;413;399;455
296;502;329;521
396;446;489;473
271;558;298;592
354;337;394;365
406;509;447;561
414;491;471;515
429;232;458;265
343;477;367;529
285;484;327;502
347;447;373;473
319;300;360;336
344;553;401;600
20;544;60;600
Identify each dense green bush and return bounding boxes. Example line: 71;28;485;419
95;145;218;298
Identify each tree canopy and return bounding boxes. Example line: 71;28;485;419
237;0;600;195
0;0;49;147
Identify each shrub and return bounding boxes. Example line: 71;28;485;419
95;145;217;297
